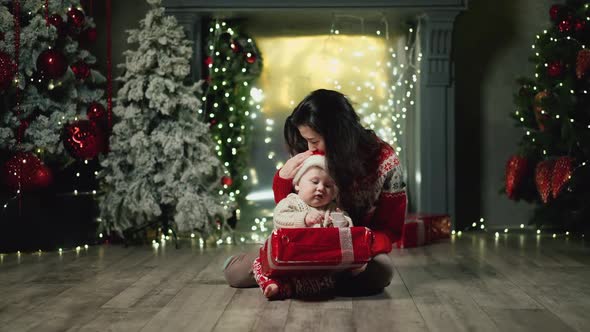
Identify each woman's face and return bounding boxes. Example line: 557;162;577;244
297;125;325;153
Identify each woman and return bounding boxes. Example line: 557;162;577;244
224;89;407;296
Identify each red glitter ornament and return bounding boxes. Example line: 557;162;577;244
71;61;90;80
230;41;241;53
48;14;67;38
87;102;107;123
63;120;105;160
221;176;233;186
551;156;573;199
30;164;53;188
67;7;85;28
0;51;15;91
2;152;52;191
246;54;256;64
505;155;529;200
535;160;555;204
36;49;67;79
558;19;572;33
48;14;63;28
547;61;564;77
204;56;213;66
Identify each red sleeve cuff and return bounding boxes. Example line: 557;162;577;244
371;231;393;255
273;169;294;203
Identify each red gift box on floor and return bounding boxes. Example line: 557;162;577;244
395;214;451;248
260;227;373;277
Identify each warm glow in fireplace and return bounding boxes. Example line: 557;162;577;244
255;35;392;116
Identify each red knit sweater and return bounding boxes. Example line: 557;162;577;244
272;141;407;255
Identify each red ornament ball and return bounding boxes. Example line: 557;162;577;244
36;49;67;79
558;19;572;33
230;41;241;53
48;14;67;38
71;61;90;80
549;5;562;21
246;54;257;64
221;176;233;186
2;152;52;191
67;7;85;28
48;14;64;27
204;56;213;66
547;61;564;77
63;120;105;160
0;51;15;91
87;102;107;123
31;164;53;188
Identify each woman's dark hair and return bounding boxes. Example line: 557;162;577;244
284;89;381;220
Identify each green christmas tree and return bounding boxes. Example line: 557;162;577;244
98;0;234;239
203;20;263;201
506;0;590;232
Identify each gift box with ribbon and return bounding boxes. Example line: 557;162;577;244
395;214;451;248
259;226;374;277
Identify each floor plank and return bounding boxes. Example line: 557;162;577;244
1;233;589;331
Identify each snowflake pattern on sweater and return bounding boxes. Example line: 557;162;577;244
352;141;405;221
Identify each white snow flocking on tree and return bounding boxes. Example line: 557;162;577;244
98;0;234;237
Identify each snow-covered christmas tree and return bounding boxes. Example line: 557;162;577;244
0;0;107;192
98;0;234;239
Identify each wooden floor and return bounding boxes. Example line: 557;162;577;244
1;232;589;332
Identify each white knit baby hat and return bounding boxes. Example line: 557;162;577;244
292;154;327;185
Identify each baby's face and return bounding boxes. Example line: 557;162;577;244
295;167;337;208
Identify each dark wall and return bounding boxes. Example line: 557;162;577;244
87;0;150;83
453;0;564;229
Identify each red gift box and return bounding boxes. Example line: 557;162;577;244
395;214;451;248
260;227;373;277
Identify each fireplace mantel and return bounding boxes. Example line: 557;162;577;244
163;0;467;220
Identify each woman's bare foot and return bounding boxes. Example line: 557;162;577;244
264;283;279;299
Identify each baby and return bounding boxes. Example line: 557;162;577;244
252;153;353;299
273;153;352;229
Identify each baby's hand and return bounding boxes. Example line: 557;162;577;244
330;211;348;228
304;211;323;227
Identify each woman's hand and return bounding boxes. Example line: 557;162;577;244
279;150;313;179
304;211;324;227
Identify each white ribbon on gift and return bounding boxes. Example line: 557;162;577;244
339;227;354;264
